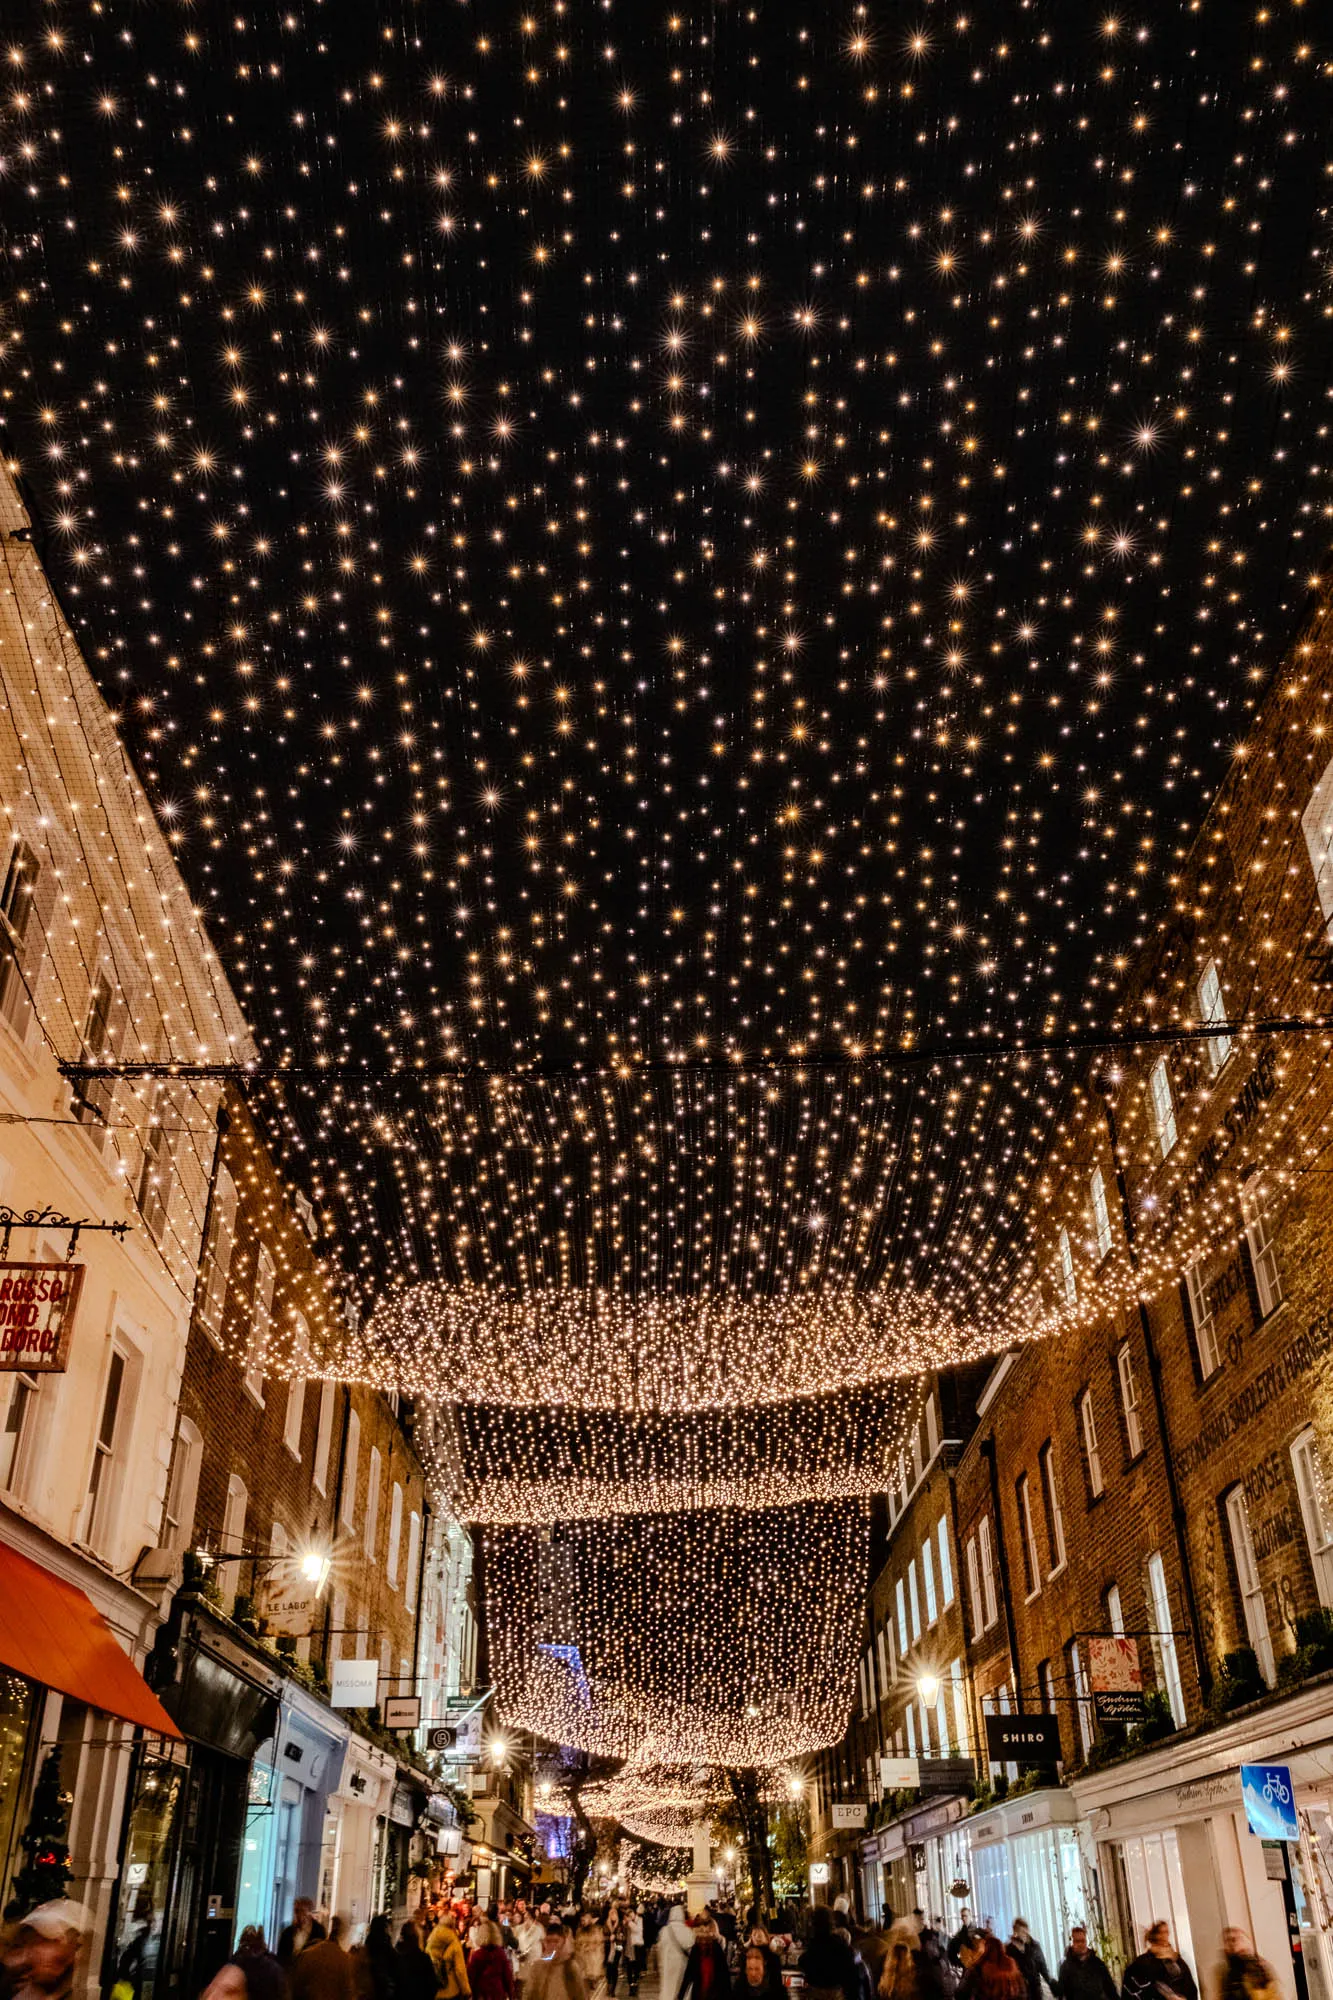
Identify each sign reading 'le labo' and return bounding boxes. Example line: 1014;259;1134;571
0;1263;84;1372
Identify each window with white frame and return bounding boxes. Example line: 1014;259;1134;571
405;1510;422;1612
1068;1639;1094;1758
965;1535;982;1638
0;1373;41;1498
1225;1485;1275;1684
83;1344;134;1554
978;1514;999;1629
1090;1166;1114;1263
922;1535;937;1623
163;1416;203;1552
1241;1181;1282;1319
221;1472;249;1601
1080;1388;1105;1498
937;1517;954;1607
283;1313;310;1458
906;1703;917;1756
244;1244;274;1403
1058;1226;1077;1310
1117;1342;1143;1458
908;1557;921;1641
387;1482;404;1589
1150;1056;1177;1157
364;1444;382;1561
1185;1260;1222;1378
313;1379;336;1495
1147;1552;1187;1727
1198;959;1232;1074
896;1576;908;1653
72;969;117;1129
136;1082;174;1244
340;1408;360;1528
1106;1582;1125;1635
198;1167;238;1344
1301;755;1333;932
1017;1474;1041;1596
0;837;41;1033
950;1658;968;1757
270;1519;289;1559
1292;1427;1333;1609
1040;1440;1067;1573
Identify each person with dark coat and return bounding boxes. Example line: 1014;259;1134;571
800;1907;861;2000
1006;1925;1057;2000
277;1903;328;1971
353;1915;396;2000
733;1946;784;2000
1120;1925;1196;2000
1216;1930;1278;2000
290;1921;356;2000
1057;1931;1116;2000
393;1925;438;2000
678;1920;732;2000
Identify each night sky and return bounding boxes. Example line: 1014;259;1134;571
1;0;1330;1309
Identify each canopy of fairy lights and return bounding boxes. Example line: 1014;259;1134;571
484;1501;870;1764
583;1761;784;1846
2;0;1332;1778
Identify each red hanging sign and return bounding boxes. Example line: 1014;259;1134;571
0;1263;85;1372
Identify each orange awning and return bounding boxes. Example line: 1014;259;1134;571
0;1539;182;1738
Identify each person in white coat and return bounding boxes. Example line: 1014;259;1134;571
656;1905;694;2000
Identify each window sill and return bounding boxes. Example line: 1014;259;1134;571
1048;1559;1068;1582
1086;1486;1106;1507
1024;1586;1042;1605
242;1379;265;1409
283;1441;301;1462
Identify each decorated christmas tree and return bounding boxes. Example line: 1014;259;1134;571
12;1746;73;1912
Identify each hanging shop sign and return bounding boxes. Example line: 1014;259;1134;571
384;1695;422;1731
1088;1636;1147;1726
881;1755;919;1789
0;1262;84;1372
331;1657;380;1709
984;1712;1062;1765
832;1803;868;1829
255;1569;317;1639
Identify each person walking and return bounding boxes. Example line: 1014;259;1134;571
657;1905;694;2000
573;1915;606;2000
0;1902;93;2000
733;1946;785;2000
624;1910;646;1999
199;1927;286;2000
1057;1930;1116;2000
353;1915;396;2000
1215;1931;1278;2000
469;1920;517;2000
678;1917;732;2000
1006;1923;1056;2000
525;1927;589;2000
290;1920;356;2000
1121;1925;1196;2000
427;1912;473;2000
278;1902;328;1972
878;1921;921;2000
392;1924;437;2000
960;1941;1024;2000
518;1910;552;1995
800;1906;860;2000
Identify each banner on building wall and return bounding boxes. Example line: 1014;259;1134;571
1087;1635;1147;1725
0;1262;84;1371
255;1568;317;1637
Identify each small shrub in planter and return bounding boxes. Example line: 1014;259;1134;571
1211;1647;1265;1715
1129;1689;1177;1747
1296;1608;1333;1669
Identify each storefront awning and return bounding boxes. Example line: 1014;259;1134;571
0;1542;181;1738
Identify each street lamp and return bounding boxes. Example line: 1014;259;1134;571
916;1672;941;1708
787;1774;805;1800
300;1548;332;1596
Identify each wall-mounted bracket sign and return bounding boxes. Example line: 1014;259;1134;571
0;1262;85;1372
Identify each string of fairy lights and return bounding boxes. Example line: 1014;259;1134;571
2;0;1333;1818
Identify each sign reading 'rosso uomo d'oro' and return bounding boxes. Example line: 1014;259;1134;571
0;1263;84;1372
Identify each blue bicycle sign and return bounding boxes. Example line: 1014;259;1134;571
1242;1763;1299;1842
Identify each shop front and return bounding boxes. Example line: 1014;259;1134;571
1073;1681;1333;2000
326;1734;394;1933
964;1789;1088;1950
381;1774;426;1925
146;1596;282;2000
871;1794;973;1928
235;1680;347;1948
0;1525;183;1998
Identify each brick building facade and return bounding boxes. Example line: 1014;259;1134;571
814;598;1333;1999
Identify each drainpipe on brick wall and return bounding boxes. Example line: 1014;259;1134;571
1099;1078;1213;1707
979;1434;1024;1711
411;1495;431;1706
322;1385;353;1670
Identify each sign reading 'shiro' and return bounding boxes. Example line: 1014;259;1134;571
0;1263;84;1372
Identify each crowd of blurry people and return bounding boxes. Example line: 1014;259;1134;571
0;1881;1288;2000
